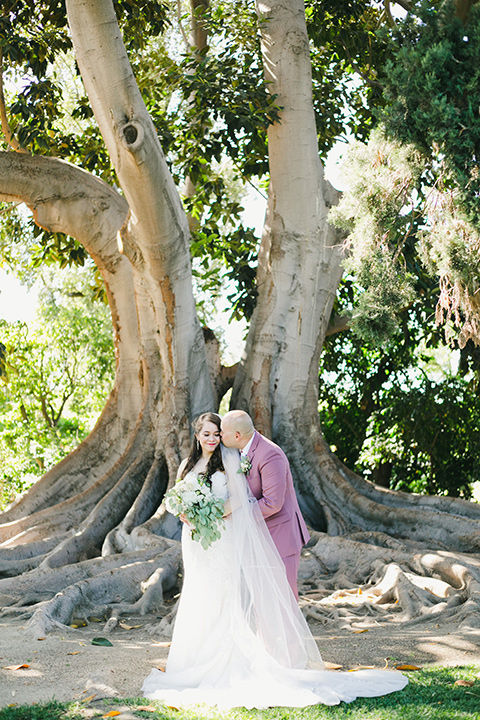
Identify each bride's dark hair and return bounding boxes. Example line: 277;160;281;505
179;412;224;482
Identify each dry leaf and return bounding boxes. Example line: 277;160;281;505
119;622;142;630
37;637;46;641
153;641;172;647
455;679;475;687
67;651;80;656
135;706;157;712
350;665;375;671
2;664;30;671
352;629;369;634
324;662;343;670
70;619;87;627
395;664;422;671
82;694;97;703
103;712;121;718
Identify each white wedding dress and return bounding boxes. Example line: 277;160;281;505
142;450;407;709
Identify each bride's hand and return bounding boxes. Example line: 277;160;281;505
180;513;191;526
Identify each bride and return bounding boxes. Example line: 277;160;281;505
142;412;408;710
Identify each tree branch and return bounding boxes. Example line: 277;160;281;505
325;314;350;337
392;0;413;13
455;0;480;23
176;0;190;49
341;41;384;90
0;49;28;153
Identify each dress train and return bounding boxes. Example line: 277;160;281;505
142;460;407;709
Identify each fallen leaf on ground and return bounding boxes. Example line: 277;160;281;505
153;641;172;647
37;637;46;641
352;629;369;634
2;664;30;671
455;679;475;687
349;665;375;671
91;637;113;647
324;662;343;670
67;651;80;656
135;706;157;712
81;694;97;703
119;622;142;629
103;712;121;717
395;664;422;671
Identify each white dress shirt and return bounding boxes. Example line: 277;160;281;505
241;431;256;457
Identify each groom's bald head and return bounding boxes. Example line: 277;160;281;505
221;410;254;449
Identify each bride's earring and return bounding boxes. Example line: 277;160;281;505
195;437;200;451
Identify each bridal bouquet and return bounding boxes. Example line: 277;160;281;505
165;473;225;549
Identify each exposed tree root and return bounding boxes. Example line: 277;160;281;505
0;535;70;576
1;543;181;639
282;423;480;552
0;540;178;605
299;531;480;631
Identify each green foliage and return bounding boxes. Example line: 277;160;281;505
360;375;480;497
320;317;480;498
0;267;114;509
0;204;89;278
330;128;428;344
0;1;269;320
376;0;480;347
0;0;407;324
306;0;389;156
0;0;168;273
137;1;276;318
383;0;480;230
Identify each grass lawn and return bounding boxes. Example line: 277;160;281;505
0;665;479;720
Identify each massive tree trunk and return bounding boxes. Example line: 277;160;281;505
0;0;218;631
1;0;480;638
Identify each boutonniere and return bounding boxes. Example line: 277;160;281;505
239;455;252;475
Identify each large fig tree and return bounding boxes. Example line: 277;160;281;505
1;0;480;638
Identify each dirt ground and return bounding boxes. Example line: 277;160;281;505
1;613;480;710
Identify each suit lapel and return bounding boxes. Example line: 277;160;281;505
248;431;261;462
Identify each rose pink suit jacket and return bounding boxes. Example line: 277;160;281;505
245;432;309;560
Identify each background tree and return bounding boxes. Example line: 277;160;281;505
324;126;480;497
0;264;115;507
0;0;480;639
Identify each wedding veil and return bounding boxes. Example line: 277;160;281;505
221;445;324;671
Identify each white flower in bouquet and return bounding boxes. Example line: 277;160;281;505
165;472;225;549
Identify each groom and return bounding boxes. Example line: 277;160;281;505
220;410;309;600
